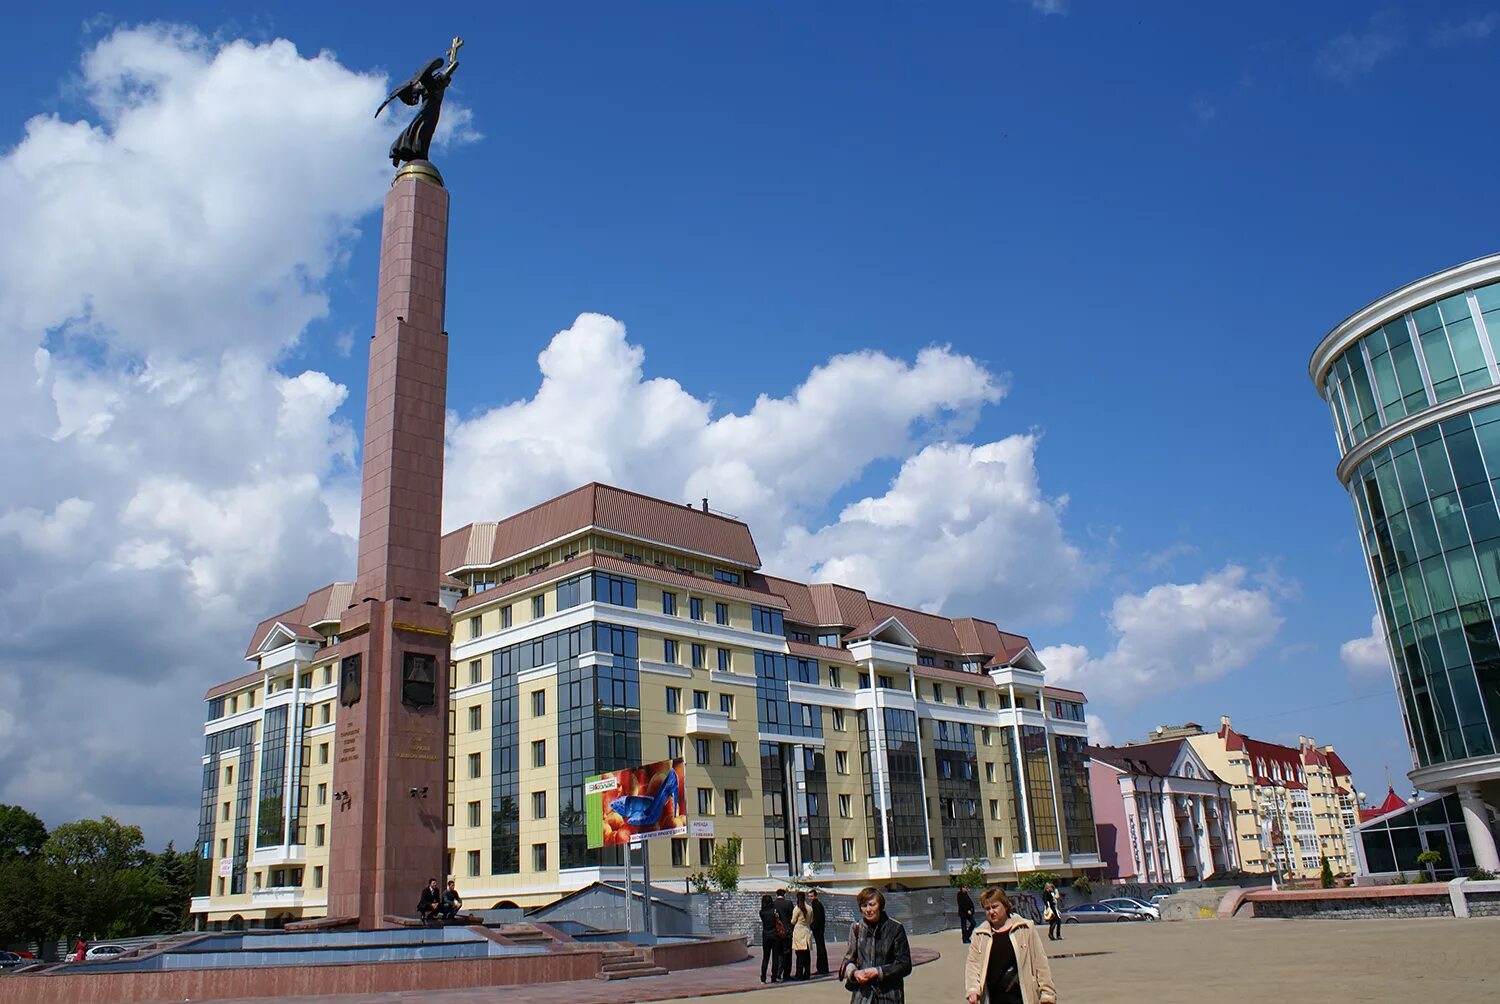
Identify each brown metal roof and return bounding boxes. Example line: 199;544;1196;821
1088;740;1192;779
443;483;762;571
787;639;856;663
243;583;354;658
452;552;789;615
1043;686;1087;702
206;670;263;701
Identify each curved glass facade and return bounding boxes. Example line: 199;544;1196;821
1322;281;1500;453
1319;265;1500;774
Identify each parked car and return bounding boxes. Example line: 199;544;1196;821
1100;896;1161;920
1062;902;1140;924
84;945;126;960
1148;893;1172;909
0;951;26;970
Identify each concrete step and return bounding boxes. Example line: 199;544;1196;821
598;962;668;981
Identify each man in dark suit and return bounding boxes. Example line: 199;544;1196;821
417;878;442;922
773;888;794;981
808;889;829;974
957;885;976;943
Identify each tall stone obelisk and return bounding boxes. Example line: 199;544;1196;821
327;158;452;928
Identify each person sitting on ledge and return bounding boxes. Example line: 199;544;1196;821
440;879;463;920
418;878;443;922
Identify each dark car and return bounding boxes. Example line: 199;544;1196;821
1061;902;1140;924
0;951;26;970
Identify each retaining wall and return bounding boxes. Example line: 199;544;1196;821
1224;880;1500;920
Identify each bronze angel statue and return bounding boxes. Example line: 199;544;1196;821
377;37;463;167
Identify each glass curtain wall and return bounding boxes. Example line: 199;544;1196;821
255;706;289;847
930;718;983;860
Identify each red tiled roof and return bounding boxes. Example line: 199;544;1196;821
1087;740;1203;780
443;483;762;571
1325;748;1354;778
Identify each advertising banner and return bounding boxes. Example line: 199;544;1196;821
586;757;687;848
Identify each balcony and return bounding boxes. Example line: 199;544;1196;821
684;708;731;737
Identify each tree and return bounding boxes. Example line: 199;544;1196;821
1319;855;1334;889
44;816;150;940
947;854;987;890
1018;871;1062;893
0;805;47;861
687;836;742;893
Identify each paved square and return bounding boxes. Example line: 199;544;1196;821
663;918;1500;1004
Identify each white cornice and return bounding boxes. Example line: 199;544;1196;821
1333;383;1500;484
1310;253;1500;390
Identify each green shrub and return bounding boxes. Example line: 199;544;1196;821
1017;871;1062;893
1319;855;1334;889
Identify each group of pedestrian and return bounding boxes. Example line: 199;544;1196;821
759;887;828;982
416;878;464;922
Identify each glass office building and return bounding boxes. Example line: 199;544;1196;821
1310;254;1500;872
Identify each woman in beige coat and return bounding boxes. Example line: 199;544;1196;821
791;890;814;980
964;887;1057;1004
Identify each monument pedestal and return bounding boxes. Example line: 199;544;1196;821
327;161;453;929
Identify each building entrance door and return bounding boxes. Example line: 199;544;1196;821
1419;825;1457;879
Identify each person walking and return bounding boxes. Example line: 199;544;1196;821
791;890;814;980
773;887;794;981
957;885;976;943
839;886;912;1003
759;894;782;984
809;888;829;975
1042;882;1063;942
964;886;1056;1004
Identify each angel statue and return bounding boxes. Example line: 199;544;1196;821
377;37;463;168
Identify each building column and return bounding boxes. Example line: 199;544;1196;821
1161;790;1185;882
1457;783;1500;872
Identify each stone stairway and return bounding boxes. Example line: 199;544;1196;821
595;946;668;981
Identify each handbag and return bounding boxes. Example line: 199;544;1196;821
1043;906;1055;922
843;922;865;995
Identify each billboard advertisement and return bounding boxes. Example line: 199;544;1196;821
586;757;686;848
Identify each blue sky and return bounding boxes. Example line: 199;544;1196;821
4;2;1496;842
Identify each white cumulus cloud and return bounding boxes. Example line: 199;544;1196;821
1038;565;1283;702
1085;713;1112;746
1340;615;1391;681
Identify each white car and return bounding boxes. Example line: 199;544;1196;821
84;945;127;960
1099;896;1160;920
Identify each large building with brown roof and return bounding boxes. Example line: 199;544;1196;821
191;483;1101;927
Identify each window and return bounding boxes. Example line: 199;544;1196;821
314;824;324;847
316;784;327;806
463;801;480;827
724;789;740;815
699;838;715;866
501;604;513;629
592;572;637;608
469;660;483;685
468;616;481;639
719;693;734;716
829;668;841;688
690;598;703;621
993;837;1003;857
693;689;709;710
223;764;233;785
531;740;546;767
468;850;481;877
817;632;840;647
666;687;682;713
313;865;323;889
978;691;987;710
697;788;713;815
981;727;991;746
668;736;684;760
715;602;729;625
858;673;870;689
319;704;331;725
839;793;852;818
832;709;846;731
989;799;999;820
663;592;677;616
468;704;483;731
718;647;731;671
691;644;705;669
722;741;737;766
715;569;742;585
835;750;849;774
751;605;785;635
532;791;547;819
985;762;995;783
532;843;547;872
664;639;678;664
956;688;966;706
931;684;943;703
531;690;546;716
671;838;687;867
467;752;482;779
532;595;545;618
842;838;856;863
878;675;894;689
695;738;709;765
919;654;936;667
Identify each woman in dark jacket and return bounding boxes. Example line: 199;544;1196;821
759;893;782;983
839;886;912;1003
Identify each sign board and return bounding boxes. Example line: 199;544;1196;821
217;858;233;877
689;819;715;838
586;758;686;848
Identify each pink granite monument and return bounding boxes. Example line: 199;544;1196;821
326;151;454;928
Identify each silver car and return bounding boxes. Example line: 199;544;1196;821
1099;896;1160;920
1061;902;1139;924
